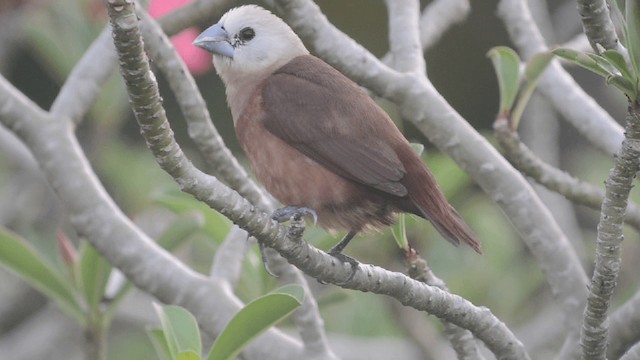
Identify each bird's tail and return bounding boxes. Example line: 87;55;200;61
405;162;482;253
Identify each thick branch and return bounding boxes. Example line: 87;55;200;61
494;118;640;231
0;75;303;359
385;0;425;75
576;0;623;53
581;103;640;359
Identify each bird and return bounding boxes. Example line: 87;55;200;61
193;5;481;273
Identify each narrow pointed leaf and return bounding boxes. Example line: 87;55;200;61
552;48;613;78
601;50;635;80
607;74;638;97
153;304;202;359
207;285;304;360
0;228;83;322
487;46;521;114
391;214;409;250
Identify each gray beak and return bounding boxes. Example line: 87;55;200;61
193;23;234;59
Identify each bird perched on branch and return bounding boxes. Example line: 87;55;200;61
194;5;481;275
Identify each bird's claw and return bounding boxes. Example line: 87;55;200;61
326;249;359;285
271;206;318;225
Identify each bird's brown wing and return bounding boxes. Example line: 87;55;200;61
262;55;408;197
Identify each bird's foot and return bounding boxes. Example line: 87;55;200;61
327;246;359;285
271;206;317;225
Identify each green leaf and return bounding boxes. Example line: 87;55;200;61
487;46;521;115
79;241;112;312
553;48;637;98
0;228;83;322
177;351;201;360
626;0;640;97
601;50;635;80
147;328;174;360
552;48;613;78
207;285;304;360
511;52;554;129
391;214;409;250
153;304;203;359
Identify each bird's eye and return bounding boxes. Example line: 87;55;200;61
238;27;255;42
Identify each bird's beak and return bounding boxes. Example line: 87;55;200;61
193;23;234;59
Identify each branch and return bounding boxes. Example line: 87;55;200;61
103;1;529;357
497;0;624;156
418;0;470;51
135;10;336;356
407;251;485;360
268;0;588;343
494;118;640;232
609;291;640;359
385;0;425;74
385;1;482;356
0;74;303;359
49;27;117;123
620;342;640;360
576;0;624;54
137;9;272;210
581;103;640;359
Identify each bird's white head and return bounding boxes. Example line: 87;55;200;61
194;5;309;85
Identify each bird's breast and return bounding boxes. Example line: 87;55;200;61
234;92;397;232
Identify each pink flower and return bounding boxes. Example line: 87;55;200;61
149;0;212;75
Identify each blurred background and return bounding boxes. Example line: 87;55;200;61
0;0;638;359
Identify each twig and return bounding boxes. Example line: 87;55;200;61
407;250;485;360
494;118;640;232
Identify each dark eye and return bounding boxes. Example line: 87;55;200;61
239;27;255;42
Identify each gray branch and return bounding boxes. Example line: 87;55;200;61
581;104;640;359
576;0;624;54
0;74;303;359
